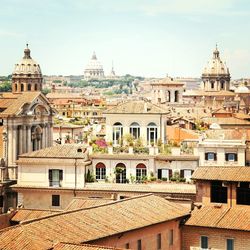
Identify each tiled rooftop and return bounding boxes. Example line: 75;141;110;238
53;243;126;250
65;197;113;211
19;144;89;159
11;209;61;223
0;194;189;250
185;205;250;231
192;166;250;182
104;100;169;114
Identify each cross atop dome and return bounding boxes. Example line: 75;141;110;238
213;44;220;59
92;51;97;60
23;43;31;59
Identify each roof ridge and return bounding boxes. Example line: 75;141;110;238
20;194;153;225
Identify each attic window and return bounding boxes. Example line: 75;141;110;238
77;148;82;153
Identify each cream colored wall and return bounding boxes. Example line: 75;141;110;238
18;159;86;189
198;145;245;166
105;113;167;146
92;158;154;182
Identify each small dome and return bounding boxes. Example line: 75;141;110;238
202;46;230;77
235;85;250;94
13;44;42;76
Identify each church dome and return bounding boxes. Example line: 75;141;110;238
202;46;230;77
85;52;104;71
13;44;42;76
84;52;104;80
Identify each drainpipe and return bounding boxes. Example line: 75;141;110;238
74;158;77;197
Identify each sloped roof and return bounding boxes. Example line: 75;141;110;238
185;205;250;231
0;194;189;250
192;166;250;182
65;197;113;211
53;243;125;250
19;144;89;159
11;209;61;223
105;101;169;114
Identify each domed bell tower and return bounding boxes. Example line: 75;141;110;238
12;44;43;93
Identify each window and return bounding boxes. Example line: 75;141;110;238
137;239;142;250
158;169;172;180
96;162;106;180
129;122;140;139
157;233;161;250
180;169;194;180
49;169;63;187
136;164;147;181
168;229;173;246
227;239;234;250
52;195;60;206
115;163;126;183
201;236;208;249
112;122;123;145
205;152;217;161
147;122;157;145
237;182;250;205
211;82;214;89
125;243;130;249
211;181;227;203
225;153;237;162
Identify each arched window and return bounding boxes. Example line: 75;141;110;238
96;162;106;180
15;84;17;92
28;84;31;91
34;84;37;91
136;164;147;181
129;122;140;139
147;122;157;145
220;80;225;90
113;122;123;145
115;163;126;183
21;84;24;92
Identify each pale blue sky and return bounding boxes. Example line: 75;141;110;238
0;0;249;78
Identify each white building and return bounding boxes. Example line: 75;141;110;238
198;138;246;167
104;100;170;146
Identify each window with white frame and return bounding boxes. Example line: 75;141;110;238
129;122;140;139
95;162;106;180
112;122;123;145
49;169;63;187
147;122;157;145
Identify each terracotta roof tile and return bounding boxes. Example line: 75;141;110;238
11;209;61;223
53;242;126;250
19;144;89;159
65;198;113;211
192;166;250;182
0;194;189;250
185;205;250;231
105;101;169;114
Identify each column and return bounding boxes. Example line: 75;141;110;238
7;126;13;167
22;125;27;153
27;125;32;152
18;126;23;155
42;124;46;149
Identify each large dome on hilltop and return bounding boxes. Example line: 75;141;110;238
84;52;104;80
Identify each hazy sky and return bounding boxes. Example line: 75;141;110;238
0;0;249;78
